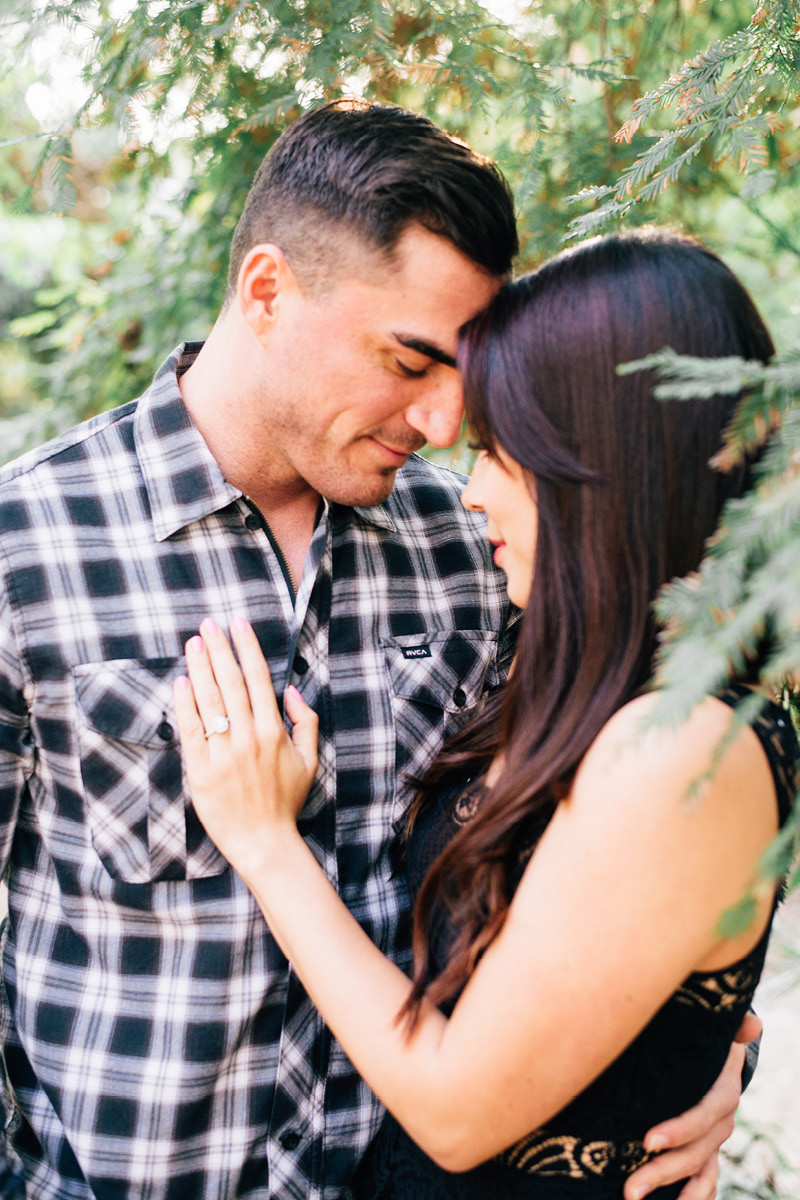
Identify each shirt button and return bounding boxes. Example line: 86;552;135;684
279;1129;301;1151
244;512;261;531
453;687;467;708
293;654;309;676
156;720;174;741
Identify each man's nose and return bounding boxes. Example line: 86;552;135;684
404;375;464;449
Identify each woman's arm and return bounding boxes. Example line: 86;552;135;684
174;618;778;1173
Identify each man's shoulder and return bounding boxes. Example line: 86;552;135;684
0;401;138;493
384;452;472;520
360;453;509;596
399;451;469;490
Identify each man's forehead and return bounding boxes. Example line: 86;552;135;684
338;223;503;296
317;228;503;358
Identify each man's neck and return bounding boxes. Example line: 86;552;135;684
246;489;321;585
177;326;321;583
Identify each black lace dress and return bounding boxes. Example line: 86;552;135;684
351;690;798;1200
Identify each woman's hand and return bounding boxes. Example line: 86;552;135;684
172;616;318;881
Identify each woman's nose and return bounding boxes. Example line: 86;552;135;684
460;476;483;512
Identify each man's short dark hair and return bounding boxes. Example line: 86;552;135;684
226;99;518;296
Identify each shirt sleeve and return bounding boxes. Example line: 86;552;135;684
742;1024;760;1091
0;582;32;1198
0;584;30;870
0;1153;26;1197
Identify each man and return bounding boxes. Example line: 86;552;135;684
0;100;749;1199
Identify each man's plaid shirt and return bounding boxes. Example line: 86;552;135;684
0;344;516;1200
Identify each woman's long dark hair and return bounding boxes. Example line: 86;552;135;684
402;227;775;1024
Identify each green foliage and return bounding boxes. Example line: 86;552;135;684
619;344;800;894
1;0;580;440
4;0;799;447
568;0;800;240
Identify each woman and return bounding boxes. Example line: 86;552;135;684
173;229;797;1200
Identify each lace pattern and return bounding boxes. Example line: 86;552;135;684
497;1131;653;1179
452;778;483;826
674;958;763;1012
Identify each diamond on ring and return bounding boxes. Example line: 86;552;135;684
204;715;231;739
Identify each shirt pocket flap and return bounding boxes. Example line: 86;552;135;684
73;658;182;748
72;658;225;883
381;630;497;714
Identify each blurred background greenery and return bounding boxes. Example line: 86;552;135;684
1;0;798;455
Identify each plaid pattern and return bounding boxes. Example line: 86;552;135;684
0;345;516;1200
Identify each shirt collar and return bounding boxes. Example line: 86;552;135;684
351;503;397;532
134;343;241;541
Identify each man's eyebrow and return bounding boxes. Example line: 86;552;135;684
392;334;457;369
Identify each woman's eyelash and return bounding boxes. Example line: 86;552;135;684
467;440;487;452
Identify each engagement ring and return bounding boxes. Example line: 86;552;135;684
204;715;231;738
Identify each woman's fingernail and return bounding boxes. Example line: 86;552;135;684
188;636;205;655
201;618;219;635
176;675;190;690
645;1134;667;1153
628;1187;646;1200
231;615;250;633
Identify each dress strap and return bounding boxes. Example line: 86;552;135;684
716;685;799;827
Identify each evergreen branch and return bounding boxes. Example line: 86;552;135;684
634;134;709;202
549;58;634;86
564;197;635;241
0;129;60;149
205;0;252;40
571;1;799;233
618;344;800;466
10;132;55;213
612;129;682;197
616;29;752;138
646;401;800;727
617;348;773;398
47;134;76;214
564;185;616;205
233;92;304;134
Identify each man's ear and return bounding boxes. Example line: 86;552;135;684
237;244;298;342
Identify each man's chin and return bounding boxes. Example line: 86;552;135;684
323;469;400;509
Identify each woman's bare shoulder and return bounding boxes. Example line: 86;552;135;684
577;690;767;795
554;690;779;970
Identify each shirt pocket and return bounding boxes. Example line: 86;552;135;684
381;630;497;821
72;658;227;883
